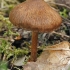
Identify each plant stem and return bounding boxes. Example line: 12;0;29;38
31;31;38;61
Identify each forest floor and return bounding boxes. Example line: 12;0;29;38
0;0;70;70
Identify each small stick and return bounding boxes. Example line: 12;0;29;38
47;1;70;10
52;31;70;38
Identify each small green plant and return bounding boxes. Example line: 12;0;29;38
0;38;29;59
0;38;30;69
0;15;19;37
0;61;8;70
60;8;68;18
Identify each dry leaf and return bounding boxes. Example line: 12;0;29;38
24;41;70;70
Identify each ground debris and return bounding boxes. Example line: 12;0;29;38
23;41;70;70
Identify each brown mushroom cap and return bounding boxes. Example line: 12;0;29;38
9;0;62;32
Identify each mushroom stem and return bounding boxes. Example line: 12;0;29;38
31;31;38;61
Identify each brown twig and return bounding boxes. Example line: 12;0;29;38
52;31;70;38
47;1;70;10
62;16;70;23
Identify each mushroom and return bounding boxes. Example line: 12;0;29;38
9;0;62;61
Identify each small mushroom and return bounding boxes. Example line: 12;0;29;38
9;0;62;61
